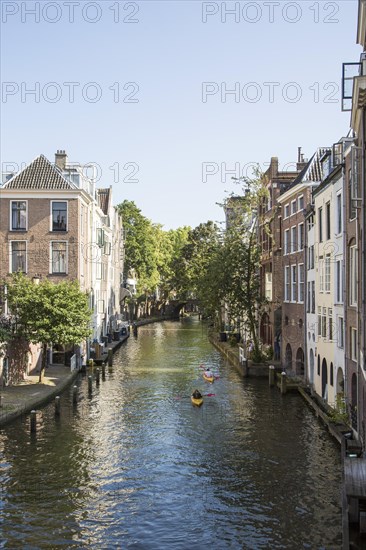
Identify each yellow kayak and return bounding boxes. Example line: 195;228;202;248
191;395;203;407
203;374;215;383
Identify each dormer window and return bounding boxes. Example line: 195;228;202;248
51;201;67;231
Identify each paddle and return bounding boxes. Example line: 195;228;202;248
175;393;216;399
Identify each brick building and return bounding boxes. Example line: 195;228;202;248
0;151;124;385
258;155;303;353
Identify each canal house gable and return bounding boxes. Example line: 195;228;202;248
0;151;124;384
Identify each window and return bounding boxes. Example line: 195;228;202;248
291;265;297;302
351;327;357;361
308;245;314;270
349;244;357;306
285;266;290;301
291;226;297;253
325;255;331;293
307;282;311;313
284;229;290;255
318;307;322;337
338;317;344;349
97;228;105;247
51;201;67;231
349;167;356;220
318;207;323;242
81;206;84;236
336;260;342;303
291;200;297;215
330;363;334;386
311;281;315;313
284;204;290;218
11;201;27;231
319;256;324;292
322;307;327;338
326;201;331;240
298;264;304;302
51;242;67;274
298;223;304;251
298;195;304;211
328;308;333;341
307;215;314;231
265;271;272;301
11;241;26;273
337;194;342;234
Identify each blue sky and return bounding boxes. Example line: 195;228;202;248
0;0;361;229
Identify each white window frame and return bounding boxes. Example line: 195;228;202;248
284;204;290;218
336;259;342;304
322;307;327;338
336;193;342;235
349;244;357;306
318;307;322;337
298;195;304;211
291;265;297;302
291;199;297;215
325;255;331;293
50;241;68;274
10;200;28;231
298;223;304;251
285;266;290;302
291;226;297;254
318;207;323;243
284;229;290;255
328;308;333;341
50;200;68;232
10;240;27;273
265;271;272;301
351;327;358;362
319;256;324;292
298;264;304;303
338;316;344;349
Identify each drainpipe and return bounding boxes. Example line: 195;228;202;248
342;161;348;409
304;195;308;386
361;107;366;445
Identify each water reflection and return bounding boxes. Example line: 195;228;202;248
0;318;341;549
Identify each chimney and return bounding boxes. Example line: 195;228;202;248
55;150;68;170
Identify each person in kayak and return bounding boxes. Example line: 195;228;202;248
192;389;202;399
204;367;213;378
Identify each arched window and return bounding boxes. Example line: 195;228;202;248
330;363;334;386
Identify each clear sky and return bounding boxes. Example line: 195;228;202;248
0;0;361;229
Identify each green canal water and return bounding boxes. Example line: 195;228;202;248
0;318;342;549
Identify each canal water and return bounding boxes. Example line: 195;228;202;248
0;318;342;549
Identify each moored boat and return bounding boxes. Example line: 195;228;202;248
203;373;215;383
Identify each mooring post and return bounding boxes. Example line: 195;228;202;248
30;410;37;433
55;396;61;416
72;385;78;405
243;358;249;378
88;375;93;394
280;371;287;395
101;363;106;380
96;368;100;386
269;365;275;387
108;348;113;367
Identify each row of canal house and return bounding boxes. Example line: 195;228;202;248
257;137;364;438
0;150;125;385
255;1;366;447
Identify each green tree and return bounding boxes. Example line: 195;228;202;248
172;221;221;300
221;168;270;360
6;273;92;382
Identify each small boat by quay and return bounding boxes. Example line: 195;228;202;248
203;373;215;383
